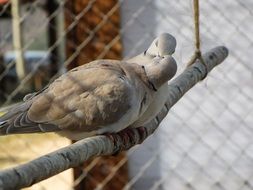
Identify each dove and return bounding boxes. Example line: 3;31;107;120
127;33;177;127
0;43;177;140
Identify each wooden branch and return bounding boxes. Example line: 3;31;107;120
0;46;228;189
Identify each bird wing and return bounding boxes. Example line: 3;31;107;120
0;60;151;135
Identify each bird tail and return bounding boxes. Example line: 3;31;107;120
0;101;60;135
0;102;32;135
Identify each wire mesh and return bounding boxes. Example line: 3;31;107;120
0;0;252;189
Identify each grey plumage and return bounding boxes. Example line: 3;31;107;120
0;33;177;140
0;100;60;134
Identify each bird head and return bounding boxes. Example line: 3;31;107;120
143;33;177;89
145;33;177;58
126;33;177;89
144;55;177;90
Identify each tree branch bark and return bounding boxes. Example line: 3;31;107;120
0;46;228;189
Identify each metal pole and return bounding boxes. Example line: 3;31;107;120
11;0;25;80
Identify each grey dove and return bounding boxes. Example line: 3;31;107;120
0;34;177;140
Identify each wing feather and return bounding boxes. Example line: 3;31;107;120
0;60;139;135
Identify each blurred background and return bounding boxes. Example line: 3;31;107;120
0;0;252;189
